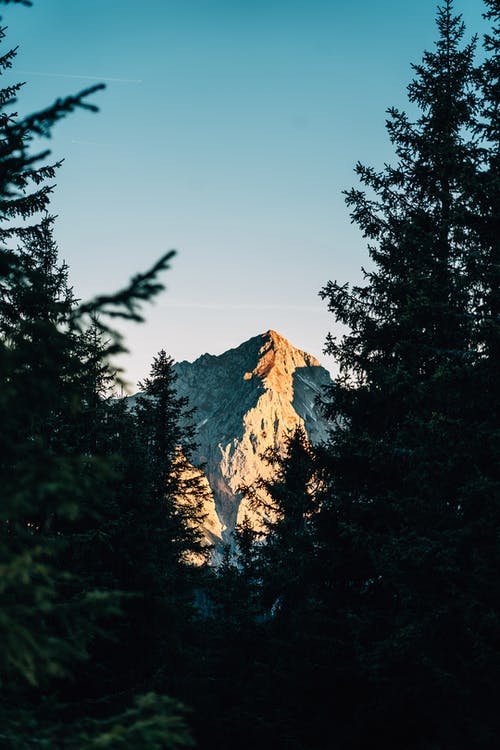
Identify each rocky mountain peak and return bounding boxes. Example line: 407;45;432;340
244;330;321;393
171;331;332;543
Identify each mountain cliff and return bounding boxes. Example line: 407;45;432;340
172;330;332;543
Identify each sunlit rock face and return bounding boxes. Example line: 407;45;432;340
173;330;332;544
173;451;224;556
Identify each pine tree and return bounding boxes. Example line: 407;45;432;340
318;2;500;746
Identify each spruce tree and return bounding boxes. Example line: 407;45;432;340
476;0;500;363
318;2;500;746
130;351;211;694
239;427;330;750
134;350;209;566
241;426;322;620
0;6;193;748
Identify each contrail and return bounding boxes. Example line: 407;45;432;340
17;70;142;84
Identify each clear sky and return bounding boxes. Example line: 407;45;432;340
1;0;486;387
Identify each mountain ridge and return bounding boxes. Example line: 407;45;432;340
172;330;332;540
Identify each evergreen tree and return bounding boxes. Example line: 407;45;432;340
475;0;500;363
241;426;322;620
0;6;193;748
239;427;331;749
130;351;211;694
318;1;500;746
134;350;209;566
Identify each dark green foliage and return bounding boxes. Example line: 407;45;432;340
0;1;33;8
316;2;500;747
134;350;210;565
241;427;323;617
1;694;195;750
112;351;211;680
0;8;194;749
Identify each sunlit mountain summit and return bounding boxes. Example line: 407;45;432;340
171;330;332;544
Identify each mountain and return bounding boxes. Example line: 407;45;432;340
172;330;332;544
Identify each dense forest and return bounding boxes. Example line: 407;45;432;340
1;0;499;748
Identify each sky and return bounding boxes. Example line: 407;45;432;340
1;0;486;388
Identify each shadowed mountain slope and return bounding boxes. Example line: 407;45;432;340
172;330;332;541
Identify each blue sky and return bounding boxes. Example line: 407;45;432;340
1;0;486;386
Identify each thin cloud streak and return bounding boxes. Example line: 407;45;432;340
71;139;106;146
165;302;325;312
17;70;142;84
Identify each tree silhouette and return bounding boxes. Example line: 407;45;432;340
319;2;500;746
0;6;193;748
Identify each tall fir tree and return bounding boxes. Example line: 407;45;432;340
240;426;323;620
134;350;209;567
0;5;193;748
131;351;211;693
318;2;500;747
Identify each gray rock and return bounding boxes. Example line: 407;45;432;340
172;330;332;543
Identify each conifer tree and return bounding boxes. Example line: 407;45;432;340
0;5;193;748
134;350;209;566
241;426;322;619
318;2;500;746
127;351;211;694
186;429;328;750
476;0;500;362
